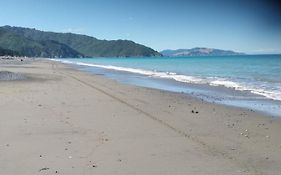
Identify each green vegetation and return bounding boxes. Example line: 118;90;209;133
0;26;161;58
0;47;20;56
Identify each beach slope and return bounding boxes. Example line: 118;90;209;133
0;60;281;175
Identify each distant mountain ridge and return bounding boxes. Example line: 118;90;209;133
0;26;161;58
161;48;244;57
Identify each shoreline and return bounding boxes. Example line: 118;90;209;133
1;59;281;175
54;58;281;118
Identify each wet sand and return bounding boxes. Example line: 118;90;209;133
0;59;281;175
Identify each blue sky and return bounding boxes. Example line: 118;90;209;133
0;0;281;54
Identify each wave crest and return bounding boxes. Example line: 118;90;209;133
51;59;281;101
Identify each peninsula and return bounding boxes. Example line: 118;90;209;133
0;26;161;58
161;48;244;57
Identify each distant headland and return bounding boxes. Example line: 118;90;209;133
0;26;161;58
161;48;245;57
0;26;246;58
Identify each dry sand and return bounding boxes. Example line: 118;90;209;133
0;59;281;175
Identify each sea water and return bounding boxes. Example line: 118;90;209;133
52;55;281;117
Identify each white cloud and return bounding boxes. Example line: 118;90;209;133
61;28;86;34
249;48;281;54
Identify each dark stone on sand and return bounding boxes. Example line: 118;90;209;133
191;110;199;114
0;71;26;81
39;167;49;172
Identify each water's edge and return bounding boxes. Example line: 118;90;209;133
51;59;281;117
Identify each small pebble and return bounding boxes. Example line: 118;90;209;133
39;167;49;172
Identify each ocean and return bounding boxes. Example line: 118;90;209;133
52;55;281;117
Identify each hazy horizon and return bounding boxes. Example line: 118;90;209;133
1;0;281;54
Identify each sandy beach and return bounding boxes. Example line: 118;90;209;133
1;59;281;175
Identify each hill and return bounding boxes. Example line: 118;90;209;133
0;47;20;56
0;26;161;58
161;47;244;57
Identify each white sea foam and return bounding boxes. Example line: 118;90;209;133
51;59;281;101
210;79;281;101
248;89;281;101
210;79;242;89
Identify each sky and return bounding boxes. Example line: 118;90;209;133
0;0;281;54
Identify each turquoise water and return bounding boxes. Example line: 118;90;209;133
53;55;281;116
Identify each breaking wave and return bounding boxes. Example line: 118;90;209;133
51;59;281;101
